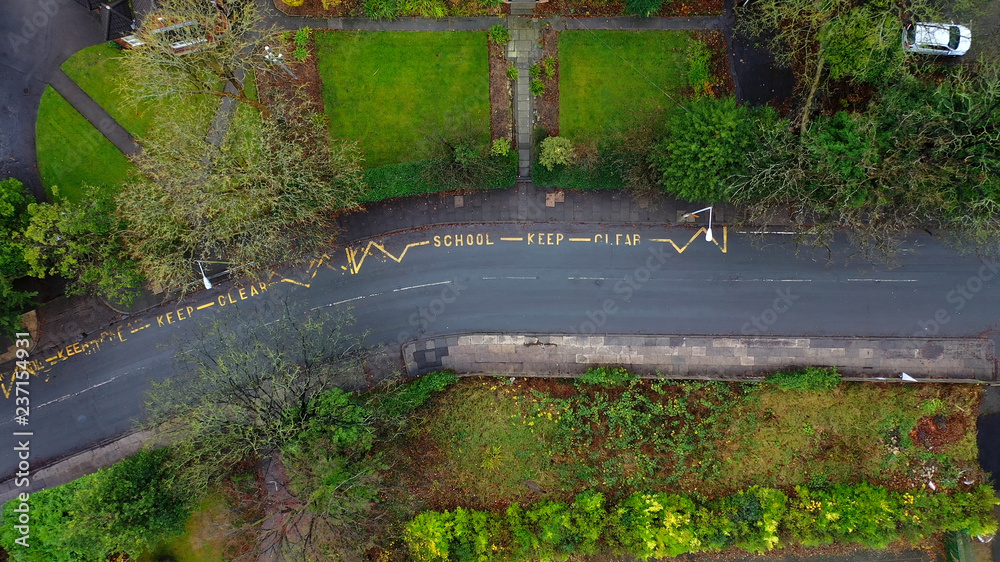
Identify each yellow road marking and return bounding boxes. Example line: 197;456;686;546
568;238;590;242
649;227;728;254
196;302;215;310
346;240;430;274
281;279;311;288
499;237;523;241
129;323;151;334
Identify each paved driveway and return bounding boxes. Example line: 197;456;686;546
0;0;103;200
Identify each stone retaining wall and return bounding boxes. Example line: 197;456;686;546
403;334;996;382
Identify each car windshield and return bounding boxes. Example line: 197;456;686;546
948;26;961;49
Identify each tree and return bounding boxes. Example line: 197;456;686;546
0;178;35;335
118;0;283;118
69;449;189;558
649;97;774;203
118;97;366;291
145;300;369;492
0;449;187;561
728;63;1000;262
738;0;921;132
21;185;144;304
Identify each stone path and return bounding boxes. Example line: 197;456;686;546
507;16;542;178
48;69;140;156
404;334;997;382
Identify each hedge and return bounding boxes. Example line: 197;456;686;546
405;483;999;561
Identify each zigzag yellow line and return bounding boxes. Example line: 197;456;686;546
648;227;728;254
346;240;430;274
1;360;46;400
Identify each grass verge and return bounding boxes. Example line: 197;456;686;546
61;42;219;140
35;86;133;202
315;31;490;168
558;30;690;142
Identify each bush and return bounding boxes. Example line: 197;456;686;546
765;367;841;392
488;24;510;45
405;484;1000;560
364;0;399;20
543;56;556;78
649;96;765;202
294;27;311;48
625;0;664;17
539;136;575;171
506;65;518;81
490;138;512;157
530;78;545;96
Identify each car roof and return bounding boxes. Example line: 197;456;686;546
913;22;969;46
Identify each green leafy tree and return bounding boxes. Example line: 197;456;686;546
0;450;187;561
69;449;189;558
649;97;771;203
22;185;144;304
0;178;35;335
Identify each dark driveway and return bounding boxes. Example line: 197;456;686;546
0;0;103;200
723;0;795;107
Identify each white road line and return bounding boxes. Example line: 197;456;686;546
393;281;450;292
568;277;610;280
482;276;539;280
720;279;812;282
847;279;918;283
35;374;126;410
310;281;451;312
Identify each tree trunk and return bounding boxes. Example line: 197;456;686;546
800;54;826;136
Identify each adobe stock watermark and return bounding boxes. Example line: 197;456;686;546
8;0;64;57
570;245;675;334
741;288;800;335
915;258;1000;336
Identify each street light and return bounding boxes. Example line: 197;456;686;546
263;46;299;80
682;206;714;242
196;260;212;290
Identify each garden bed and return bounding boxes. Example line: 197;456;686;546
274;0;506;17
534;0;722;17
488;38;514;141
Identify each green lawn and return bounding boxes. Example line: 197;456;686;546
559;30;691;142
315;31;490;168
35;86;133;202
61;42;220;140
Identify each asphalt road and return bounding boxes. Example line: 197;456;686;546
2;224;999;478
0;0;103;199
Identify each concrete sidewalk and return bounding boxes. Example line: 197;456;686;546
403;334;997;382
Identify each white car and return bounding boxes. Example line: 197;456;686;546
903;22;971;56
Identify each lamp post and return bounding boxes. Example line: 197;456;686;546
263;46;298;80
196;260;212;290
682;206;714;242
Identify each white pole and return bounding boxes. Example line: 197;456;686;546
706;206;713;242
198;261;212;290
